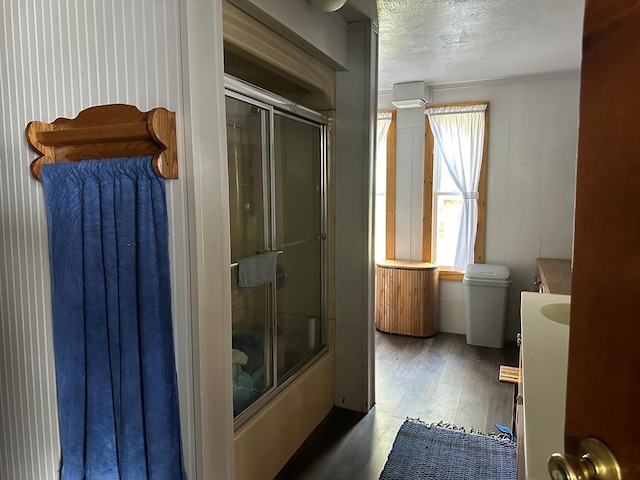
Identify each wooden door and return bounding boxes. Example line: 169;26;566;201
564;0;640;477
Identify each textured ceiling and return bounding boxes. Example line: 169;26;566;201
373;0;585;91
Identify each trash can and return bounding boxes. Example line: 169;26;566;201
463;264;511;348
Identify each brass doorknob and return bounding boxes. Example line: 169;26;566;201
548;438;621;480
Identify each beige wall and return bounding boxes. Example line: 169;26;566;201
234;352;334;480
227;0;349;69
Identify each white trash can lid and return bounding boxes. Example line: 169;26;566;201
464;263;510;281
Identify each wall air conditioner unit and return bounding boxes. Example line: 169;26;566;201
391;81;432;109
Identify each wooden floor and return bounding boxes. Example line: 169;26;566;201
275;330;518;480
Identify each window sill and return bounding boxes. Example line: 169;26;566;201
438;269;464;281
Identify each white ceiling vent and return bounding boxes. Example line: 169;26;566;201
391;81;432;109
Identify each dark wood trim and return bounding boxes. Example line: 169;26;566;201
383;110;397;260
26;104;178;180
564;3;640;470
474;105;489;264
422;123;435;262
425;101;489;110
438;270;464;281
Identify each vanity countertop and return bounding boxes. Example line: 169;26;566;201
536;258;572;295
520;291;571;479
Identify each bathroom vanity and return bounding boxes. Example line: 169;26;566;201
517;292;571;479
535;258;571;294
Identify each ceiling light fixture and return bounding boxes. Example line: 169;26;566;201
309;0;348;12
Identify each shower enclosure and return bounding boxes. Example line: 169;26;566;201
225;76;327;424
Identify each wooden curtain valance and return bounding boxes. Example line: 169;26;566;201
26;104;178;180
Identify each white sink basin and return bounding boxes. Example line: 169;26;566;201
540;302;570;325
521;292;571;479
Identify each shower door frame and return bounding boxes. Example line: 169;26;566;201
225;75;329;428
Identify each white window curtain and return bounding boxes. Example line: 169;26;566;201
426;104;487;272
375;115;392;262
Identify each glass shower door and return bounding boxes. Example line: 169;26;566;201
273;113;324;382
226;76;327;424
226;95;274;417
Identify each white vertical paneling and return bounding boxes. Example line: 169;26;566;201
394;107;425;261
334;19;377;413
394;128;413;259
540;83;579;259
432;74;580;338
378;72;580;338
410;128;424;260
0;1;196;478
178;0;235;474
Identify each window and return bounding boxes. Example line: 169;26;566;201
375;111;396;262
423;103;488;279
432;149;464;267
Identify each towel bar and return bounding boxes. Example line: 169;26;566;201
230;250;283;269
26;104;178;180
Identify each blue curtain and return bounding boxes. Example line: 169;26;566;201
42;157;186;480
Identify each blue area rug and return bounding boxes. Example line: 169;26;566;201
380;420;517;480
